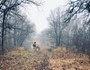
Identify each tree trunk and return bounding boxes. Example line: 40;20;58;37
1;11;7;54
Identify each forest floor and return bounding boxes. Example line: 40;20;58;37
0;47;90;70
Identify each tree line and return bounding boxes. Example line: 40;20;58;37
40;0;90;55
0;0;40;54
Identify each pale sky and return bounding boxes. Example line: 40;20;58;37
20;0;68;33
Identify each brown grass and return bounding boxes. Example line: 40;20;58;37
0;47;90;70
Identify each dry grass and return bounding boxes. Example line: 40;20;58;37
0;47;90;70
49;47;90;70
0;47;49;70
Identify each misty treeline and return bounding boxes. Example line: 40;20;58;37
0;0;40;54
40;0;90;54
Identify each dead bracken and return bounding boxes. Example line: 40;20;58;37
0;47;90;70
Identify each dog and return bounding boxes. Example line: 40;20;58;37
32;42;40;51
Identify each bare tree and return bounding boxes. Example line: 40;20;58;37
65;0;90;22
0;0;40;54
62;0;90;54
47;8;66;47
